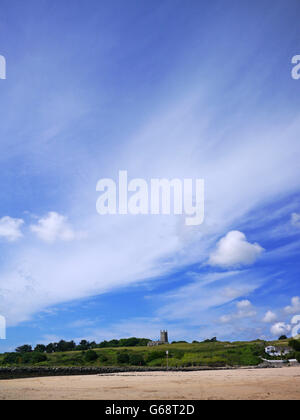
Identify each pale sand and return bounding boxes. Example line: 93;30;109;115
0;367;300;400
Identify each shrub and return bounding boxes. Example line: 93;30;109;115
84;350;98;362
146;350;165;362
2;352;47;365
21;352;47;364
2;353;20;365
289;340;300;352
117;352;130;364
30;352;48;363
129;353;145;366
169;349;184;359
295;352;300;363
98;353;108;363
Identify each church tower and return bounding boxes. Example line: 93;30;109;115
160;330;168;343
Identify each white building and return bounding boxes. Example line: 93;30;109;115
265;346;291;357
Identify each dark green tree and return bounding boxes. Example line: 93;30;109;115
15;345;32;353
289;339;300;351
78;340;90;351
129;353;145;366
84;350;98;362
117;352;130;364
34;344;46;353
46;343;55;353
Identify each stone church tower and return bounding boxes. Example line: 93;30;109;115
160;330;168;343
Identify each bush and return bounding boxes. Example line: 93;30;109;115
2;352;47;365
2;353;21;365
117;352;130;364
30;353;48;363
169;349;184;359
98;353;108;363
289;339;300;352
20;352;47;364
129;353;145;366
146;351;165;362
84;350;98;362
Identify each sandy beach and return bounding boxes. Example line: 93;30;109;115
0;366;300;400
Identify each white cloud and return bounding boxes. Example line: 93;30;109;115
220;300;256;324
0;216;24;242
30;212;76;243
208;231;264;268
291;212;300;227
262;310;277;323
236;299;251;309
270;322;291;337
284;296;300;314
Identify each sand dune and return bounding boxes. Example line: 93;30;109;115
0;366;300;400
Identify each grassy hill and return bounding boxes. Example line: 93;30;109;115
0;339;295;368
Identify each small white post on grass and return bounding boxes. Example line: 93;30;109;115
166;350;169;370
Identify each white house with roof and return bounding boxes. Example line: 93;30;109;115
265;346;291;357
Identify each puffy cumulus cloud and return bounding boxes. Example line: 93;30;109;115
262;310;277;323
220;300;256;323
209;231;264;268
284;296;300;314
291;212;300;227
0;216;24;242
30;212;76;243
236;299;251;309
270;322;291;337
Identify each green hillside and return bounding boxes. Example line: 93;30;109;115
1;338;297;368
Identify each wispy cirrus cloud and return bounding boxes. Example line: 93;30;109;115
0;1;300;339
291;212;300;227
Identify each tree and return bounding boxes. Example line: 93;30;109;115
129;353;145;366
279;335;287;340
203;337;217;343
56;340;76;352
84;350;98;362
117;352;130;364
34;344;46;353
107;339;119;347
146;351;165;362
23;353;47;364
46;343;55;353
289;339;300;352
78;340;90;351
15;345;32;353
295;352;300;363
98;353;108;363
3;353;20;364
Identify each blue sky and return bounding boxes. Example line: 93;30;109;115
0;0;300;351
